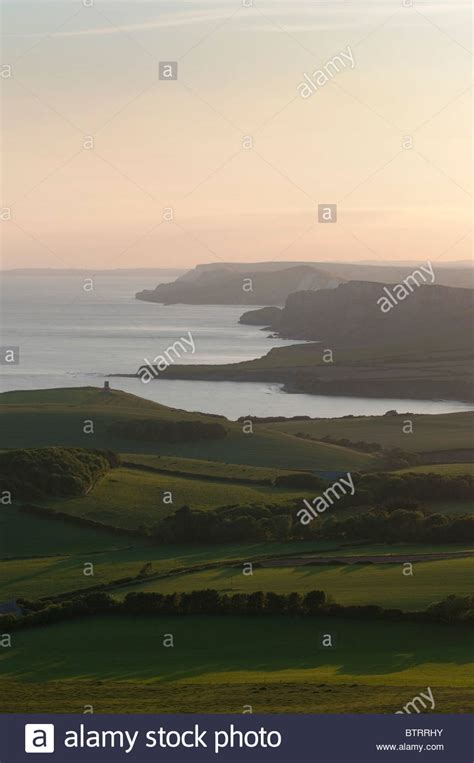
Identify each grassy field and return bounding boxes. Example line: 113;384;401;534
1;679;469;714
36;467;308;530
395;463;474;476
265;411;474;454
0;536;344;599
0;387;372;471
114;558;473;611
1;385;472;715
0;615;472;713
0;505;141;559
123;454;295;483
1;520;471;602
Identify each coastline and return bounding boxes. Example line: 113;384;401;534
110;342;474;405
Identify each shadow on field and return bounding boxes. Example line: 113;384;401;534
0;615;470;684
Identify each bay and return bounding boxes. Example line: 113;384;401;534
1;273;471;420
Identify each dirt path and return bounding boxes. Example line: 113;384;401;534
262;550;474;567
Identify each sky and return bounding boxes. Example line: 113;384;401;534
1;0;472;270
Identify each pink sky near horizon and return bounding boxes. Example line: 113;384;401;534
1;0;472;270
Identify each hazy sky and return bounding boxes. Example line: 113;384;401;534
1;0;472;270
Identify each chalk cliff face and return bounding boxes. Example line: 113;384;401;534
241;281;474;349
136;264;345;306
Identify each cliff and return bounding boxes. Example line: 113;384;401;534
242;281;473;348
136;264;344;306
136;261;473;306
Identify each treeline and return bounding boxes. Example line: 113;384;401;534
2;591;472;633
320;434;383;453
147;503;474;545
19;504;143;538
152;505;293;543
316;509;474;543
108;418;227;443
359;472;473;501
0;447;119;500
276;471;473;503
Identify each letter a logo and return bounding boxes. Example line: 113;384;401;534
25;724;55;753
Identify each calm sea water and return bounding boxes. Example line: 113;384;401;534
1;273;472;420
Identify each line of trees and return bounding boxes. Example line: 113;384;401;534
148;504;474;545
359;472;473;501
2;591;472;634
152;505;293;543
19;503;143;538
315;510;474;543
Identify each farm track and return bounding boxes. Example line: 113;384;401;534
262;550;474;567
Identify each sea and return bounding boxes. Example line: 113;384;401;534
1;272;472;420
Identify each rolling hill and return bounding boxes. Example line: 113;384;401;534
0;387;372;471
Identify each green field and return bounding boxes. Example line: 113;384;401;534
0;505;141;559
35;467;309;530
0;387;371;471
123;454;293;483
265;411;474;454
0;533;344;599
115;558;473;611
396;463;474;476
0;615;472;713
1;512;471;603
0;387;372;471
1;385;472;715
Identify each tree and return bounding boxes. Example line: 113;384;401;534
303;590;326;614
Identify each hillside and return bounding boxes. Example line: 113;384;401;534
0;387;371;471
265;410;474;457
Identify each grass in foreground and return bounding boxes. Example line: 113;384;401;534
1;680;470;714
1;615;471;685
